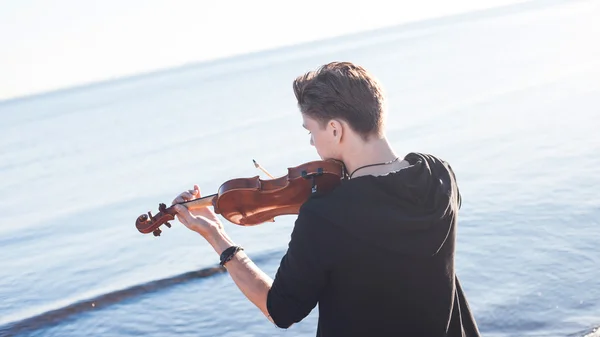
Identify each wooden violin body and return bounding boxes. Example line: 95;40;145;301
135;159;344;236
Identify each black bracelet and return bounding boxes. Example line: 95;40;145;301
219;245;244;267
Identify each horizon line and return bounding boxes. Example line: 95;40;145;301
0;0;561;106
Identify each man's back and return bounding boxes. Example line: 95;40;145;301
267;152;480;336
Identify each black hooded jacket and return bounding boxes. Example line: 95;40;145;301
266;152;480;337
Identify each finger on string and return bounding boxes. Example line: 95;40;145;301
174;205;195;223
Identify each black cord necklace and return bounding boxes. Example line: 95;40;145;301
348;157;400;179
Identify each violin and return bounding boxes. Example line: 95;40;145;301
135;159;344;236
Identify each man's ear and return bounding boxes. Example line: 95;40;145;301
329;119;344;142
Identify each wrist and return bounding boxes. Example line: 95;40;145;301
204;227;236;255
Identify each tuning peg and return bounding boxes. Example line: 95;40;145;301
165;222;172;228
153;228;162;237
158;203;167;212
147;211;154;219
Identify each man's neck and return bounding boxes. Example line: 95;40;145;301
342;137;404;178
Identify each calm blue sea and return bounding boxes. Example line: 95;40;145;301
1;1;599;336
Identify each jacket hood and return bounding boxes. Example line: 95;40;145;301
304;152;461;256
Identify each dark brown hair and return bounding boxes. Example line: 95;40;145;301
293;61;386;140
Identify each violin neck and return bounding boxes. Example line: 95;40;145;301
180;194;217;211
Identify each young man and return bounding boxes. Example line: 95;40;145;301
172;61;481;336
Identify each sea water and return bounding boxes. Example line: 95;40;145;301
1;0;599;336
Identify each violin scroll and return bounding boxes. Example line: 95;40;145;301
135;203;176;236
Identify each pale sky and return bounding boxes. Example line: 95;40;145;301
0;0;526;101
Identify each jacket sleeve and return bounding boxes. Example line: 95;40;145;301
266;207;332;328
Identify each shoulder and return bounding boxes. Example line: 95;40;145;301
295;179;368;231
295;181;357;227
299;180;357;215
